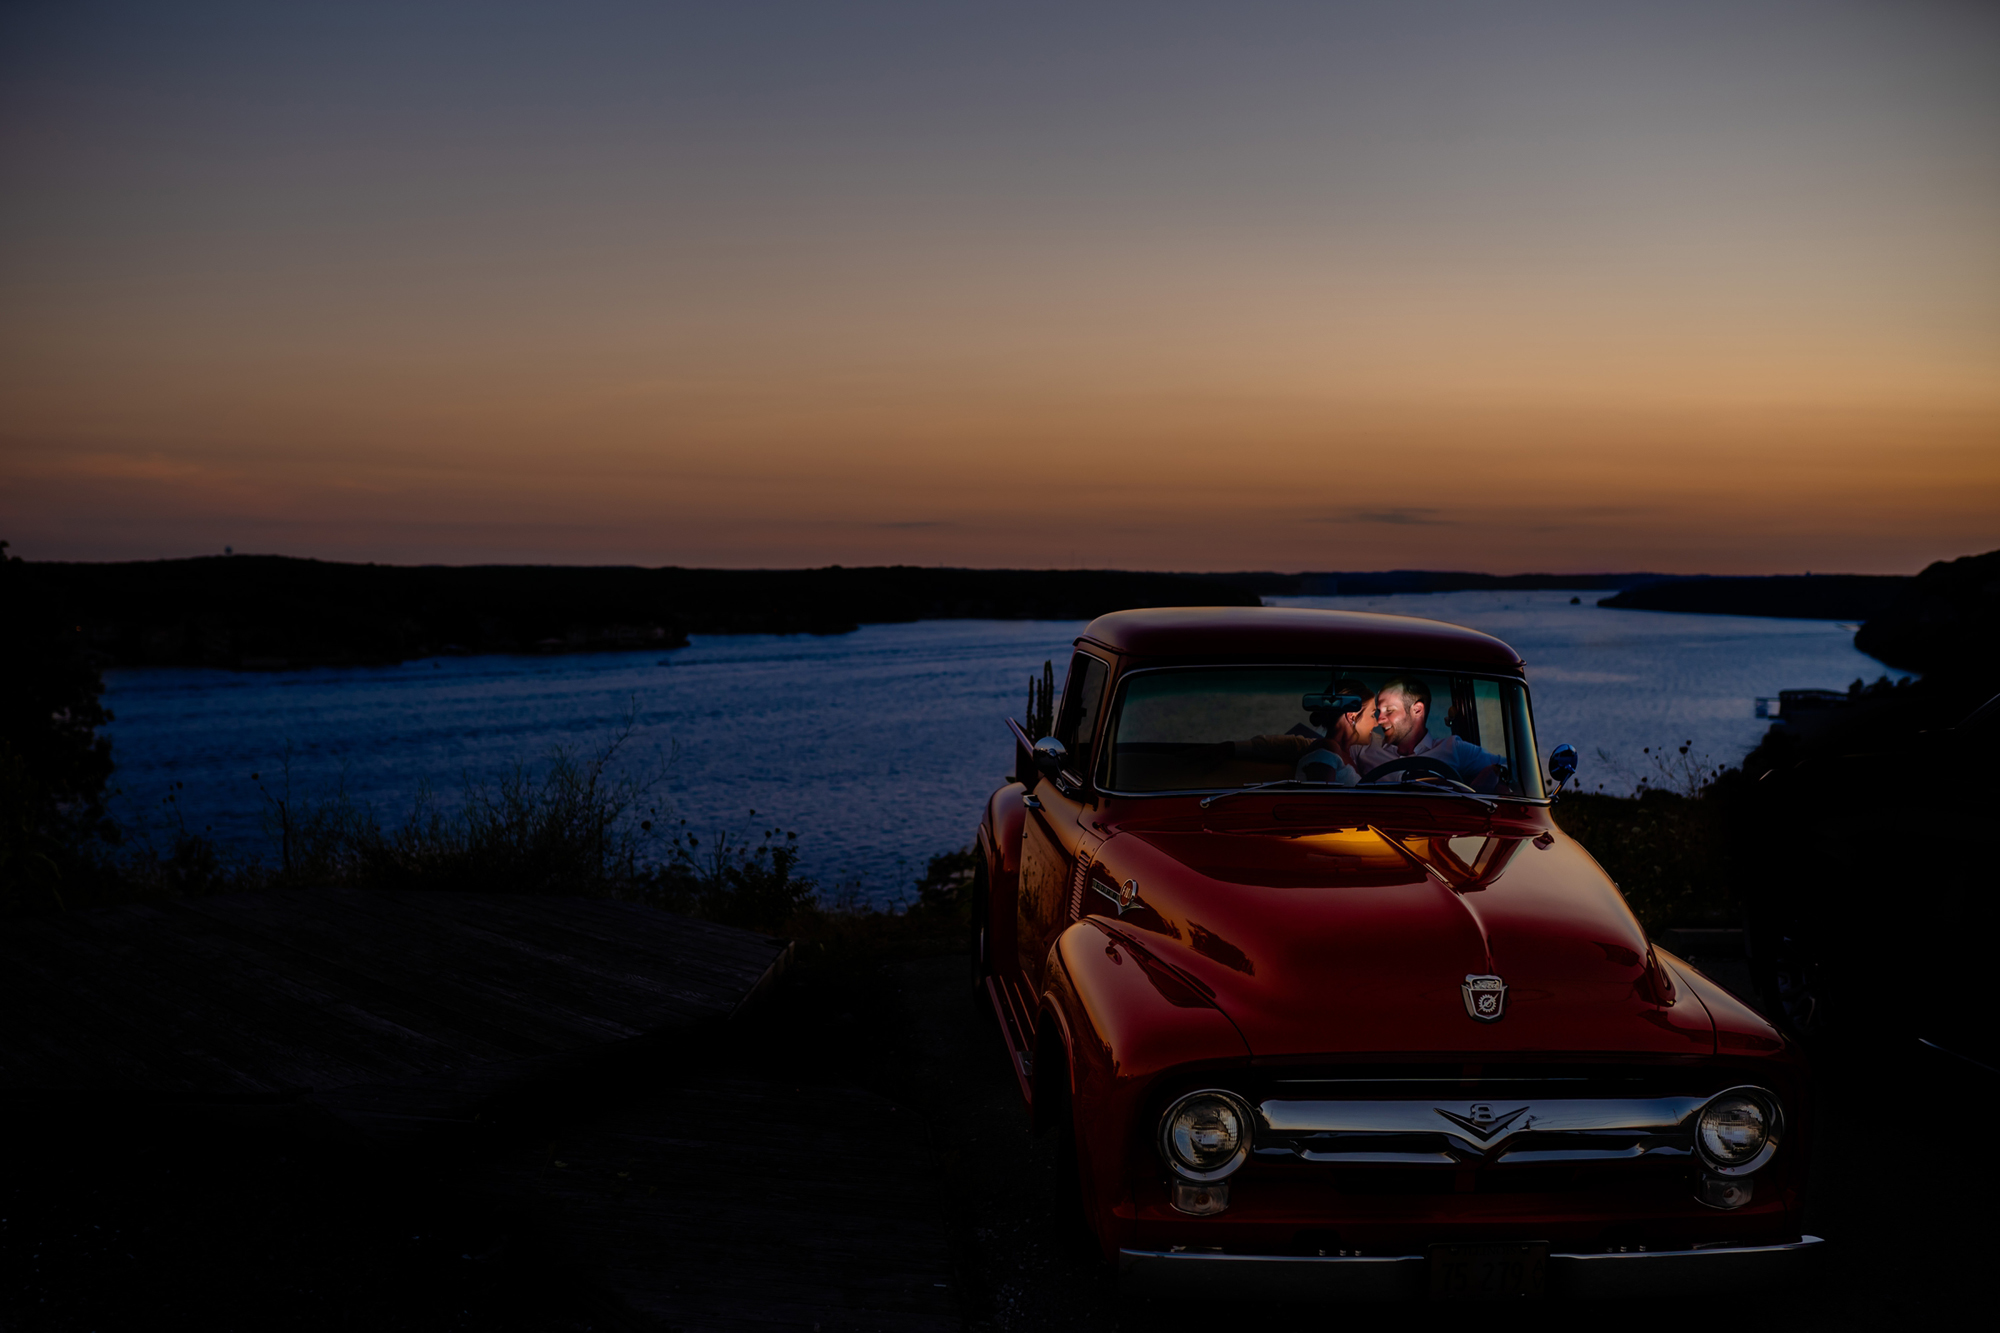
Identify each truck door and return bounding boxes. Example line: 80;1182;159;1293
1016;651;1110;1001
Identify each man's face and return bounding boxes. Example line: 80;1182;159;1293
1376;688;1425;749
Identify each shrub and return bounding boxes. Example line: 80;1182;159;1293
0;544;121;915
904;844;979;929
1551;782;1741;933
253;742;651;899
646;823;819;932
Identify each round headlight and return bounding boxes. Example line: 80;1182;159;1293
1160;1090;1252;1181
1695;1088;1781;1175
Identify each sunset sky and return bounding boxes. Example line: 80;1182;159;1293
3;1;1996;573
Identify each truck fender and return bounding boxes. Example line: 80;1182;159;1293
981;782;1026;877
1045;918;1252;1258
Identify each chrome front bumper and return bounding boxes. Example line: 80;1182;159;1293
1119;1236;1823;1301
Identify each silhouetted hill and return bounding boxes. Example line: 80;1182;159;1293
1853;549;2000;673
1596;574;1906;620
1195;570;1662;597
38;553;1976;674
21;557;1262;670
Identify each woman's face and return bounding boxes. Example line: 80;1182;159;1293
1341;695;1379;745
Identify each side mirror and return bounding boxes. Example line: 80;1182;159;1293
1032;736;1068;778
1548;743;1578;794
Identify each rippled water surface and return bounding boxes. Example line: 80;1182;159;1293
103;592;1888;905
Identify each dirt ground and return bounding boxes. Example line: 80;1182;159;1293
6;945;1996;1330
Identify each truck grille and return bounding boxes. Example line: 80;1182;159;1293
1239;1062;1742;1174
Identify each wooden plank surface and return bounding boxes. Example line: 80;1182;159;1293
489;1072;962;1331
0;890;790;1130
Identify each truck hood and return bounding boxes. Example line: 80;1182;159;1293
1094;821;1715;1059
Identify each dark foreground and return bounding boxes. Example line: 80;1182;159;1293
6;945;1995;1331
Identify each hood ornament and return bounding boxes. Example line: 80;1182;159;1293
1462;974;1508;1022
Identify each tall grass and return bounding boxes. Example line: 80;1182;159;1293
101;726;823;934
251;742;649;899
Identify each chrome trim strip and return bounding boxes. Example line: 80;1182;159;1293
1919;1036;2000;1076
1118;1249;1427;1302
1118;1237;1823;1300
1256;1095;1708;1166
1551;1236;1823;1298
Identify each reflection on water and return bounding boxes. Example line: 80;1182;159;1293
103;591;1887;906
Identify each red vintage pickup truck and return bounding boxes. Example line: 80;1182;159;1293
972;606;1818;1300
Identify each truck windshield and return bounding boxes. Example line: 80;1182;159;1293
1102;666;1544;799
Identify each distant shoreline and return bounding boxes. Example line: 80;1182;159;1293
20;554;1946;672
1594;574;1904;622
25;557;1261;671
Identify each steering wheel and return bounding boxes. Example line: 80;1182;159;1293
1359;755;1474;791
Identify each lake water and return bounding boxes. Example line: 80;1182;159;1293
101;591;1889;907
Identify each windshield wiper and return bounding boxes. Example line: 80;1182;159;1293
1198;779;1495;810
1385;783;1497;810
1199;779;1330;808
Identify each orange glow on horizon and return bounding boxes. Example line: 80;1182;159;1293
7;391;1994;573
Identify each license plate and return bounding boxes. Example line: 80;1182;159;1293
1427;1242;1548;1300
